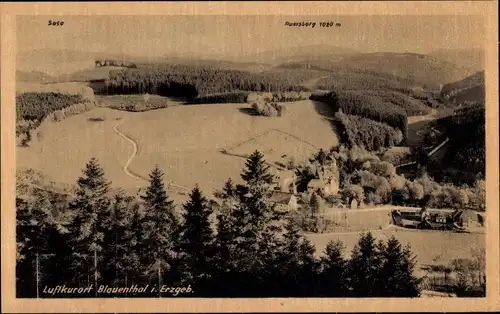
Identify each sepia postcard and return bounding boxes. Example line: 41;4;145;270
1;1;499;313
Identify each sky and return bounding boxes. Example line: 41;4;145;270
17;15;485;58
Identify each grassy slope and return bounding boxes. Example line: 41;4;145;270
16;108;141;190
120;100;338;195
17;100;339;203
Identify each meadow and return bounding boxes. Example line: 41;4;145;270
17;99;339;203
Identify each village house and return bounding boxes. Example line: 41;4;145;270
306;162;340;196
270;191;298;212
272;169;298;194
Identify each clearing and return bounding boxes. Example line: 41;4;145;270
17;99;339;203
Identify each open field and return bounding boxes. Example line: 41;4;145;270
16;107;143;190
17;99;339;203
118;99;339;195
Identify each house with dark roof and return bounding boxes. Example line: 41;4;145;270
270;191;298;212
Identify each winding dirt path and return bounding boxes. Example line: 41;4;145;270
113;119;147;182
113;119;191;192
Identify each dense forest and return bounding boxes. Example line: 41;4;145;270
102;65;313;100
310;90;408;140
17;152;426;298
433;104;485;182
334;112;403;151
315;68;413;92
16;92;89;142
359;90;433;116
16;92;85;123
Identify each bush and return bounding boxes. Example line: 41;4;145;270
251;99;284;117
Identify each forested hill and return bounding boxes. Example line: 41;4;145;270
440;71;485;105
329;52;477;89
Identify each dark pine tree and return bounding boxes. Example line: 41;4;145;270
240;150;274;190
347;232;383;297
318;240;348;297
140;165;179;293
101;191;138;288
222;178;235;199
378;236;421;297
177;186;215;294
273;218;318;297
122;200;144;287
212;180;240;297
68;158;111;292
16;196;55;298
233;151;286;296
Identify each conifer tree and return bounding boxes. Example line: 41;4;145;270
140;165;178;291
16;196;54;297
319;240;348;297
177;186;215;288
310;192;321;218
122;200;144;286
274;218;318;296
222;178;235;199
240;150;274;191
378;237;421;297
348;232;383;297
237;151;284;281
68;158;111;289
102;191;137;287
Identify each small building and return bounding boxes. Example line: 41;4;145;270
275;169;297;194
270;191;298;212
307;179;325;194
306;163;340;196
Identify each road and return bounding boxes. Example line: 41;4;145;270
113;119;147;182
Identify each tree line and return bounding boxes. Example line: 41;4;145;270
17;152;421;298
103;65;310;100
310;90;408;141
16;92;85;124
334;111;403;151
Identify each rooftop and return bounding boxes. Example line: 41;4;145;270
270;191;295;204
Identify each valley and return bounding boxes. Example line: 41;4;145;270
14;39;487;298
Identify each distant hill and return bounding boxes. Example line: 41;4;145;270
58;66;127;82
17;49;144;77
440;71;485;105
149;57;271;73
429;48;484;72
16;70;56;84
335;52;477;89
235;45;359;64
